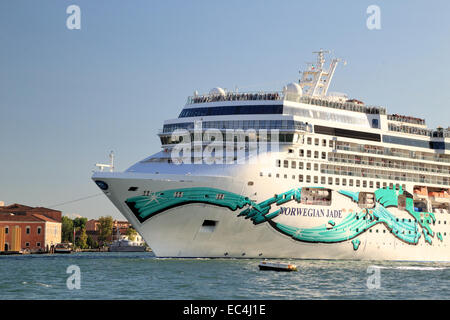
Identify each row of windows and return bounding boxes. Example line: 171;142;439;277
24;242;42;247
162;120;310;133
329;153;450;176
178;105;283;118
160;132;296;145
383;135;450;151
277;160;321;171
3;226;42;235
262;171;407;190
322;163;449;186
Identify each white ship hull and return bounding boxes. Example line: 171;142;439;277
93;171;450;261
92;51;450;262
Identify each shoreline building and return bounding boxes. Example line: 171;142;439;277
0;203;62;253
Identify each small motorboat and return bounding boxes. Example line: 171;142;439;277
258;261;297;272
54;242;73;254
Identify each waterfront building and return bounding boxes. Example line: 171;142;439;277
0;203;62;253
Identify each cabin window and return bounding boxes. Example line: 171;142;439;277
283;160;288;168
299;149;304;157
322;152;326;160
307;150;312;158
356;180;360;187
328;177;333;185
307;137;312;145
247;181;254;186
291;161;296;169
299;162;304;170
349;179;354;187
276;159;281;167
301;188;332;206
322;139;327;147
306;163;311;170
358;192;376;208
299;175;304;182
321;177;326;184
314;138;319;146
306;175;311;183
314;163;319;171
342;178;347;186
314;176;318;184
314;151;319;159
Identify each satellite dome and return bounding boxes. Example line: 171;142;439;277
209;87;226;96
283;82;303;96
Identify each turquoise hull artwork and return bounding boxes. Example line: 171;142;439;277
125;186;440;250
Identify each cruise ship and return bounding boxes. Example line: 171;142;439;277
92;50;450;261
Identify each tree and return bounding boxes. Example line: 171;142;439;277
61;216;74;243
76;228;88;249
98;216;114;244
86;235;99;249
126;227;137;241
73;217;88;230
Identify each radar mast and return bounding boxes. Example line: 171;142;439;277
299;49;344;97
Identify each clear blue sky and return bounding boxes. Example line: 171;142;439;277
1;0;449;220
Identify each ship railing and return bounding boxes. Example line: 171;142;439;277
328;157;450;175
387;114;426;126
186;92;386;115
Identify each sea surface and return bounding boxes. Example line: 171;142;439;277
1;252;449;300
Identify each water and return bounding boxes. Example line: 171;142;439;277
1;252;449;300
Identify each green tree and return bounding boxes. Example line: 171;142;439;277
61;216;74;243
73;217;88;230
87;234;94;248
98;216;114;244
76;228;88;249
126;227;137;241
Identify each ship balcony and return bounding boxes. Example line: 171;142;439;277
335;145;450;164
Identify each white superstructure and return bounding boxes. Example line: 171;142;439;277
92;50;450;261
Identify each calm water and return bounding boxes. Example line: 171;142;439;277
1;252;449;300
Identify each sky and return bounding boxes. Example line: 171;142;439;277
1;0;449;220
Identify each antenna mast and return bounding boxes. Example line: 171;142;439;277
299;49;344;97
